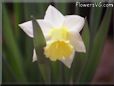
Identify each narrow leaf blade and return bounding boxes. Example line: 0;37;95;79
32;16;49;63
32;16;51;83
79;7;112;83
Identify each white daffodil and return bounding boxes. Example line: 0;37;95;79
19;5;86;68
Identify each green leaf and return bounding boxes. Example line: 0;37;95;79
23;4;46;82
3;5;27;82
31;16;49;63
79;7;112;83
32;16;51;84
90;6;103;37
55;3;68;15
24;3;48;20
13;3;22;38
89;7;103;54
51;61;64;84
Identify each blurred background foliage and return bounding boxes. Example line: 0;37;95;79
2;1;113;84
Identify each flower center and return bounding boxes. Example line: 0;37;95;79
44;26;74;61
44;40;73;61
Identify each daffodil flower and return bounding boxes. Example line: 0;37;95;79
19;5;86;68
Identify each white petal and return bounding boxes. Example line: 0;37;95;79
69;31;86;53
44;5;64;28
37;20;52;38
63;15;85;32
19;20;52;40
19;21;33;38
32;49;37;62
60;51;75;68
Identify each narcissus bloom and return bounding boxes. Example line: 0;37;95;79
19;5;86;68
